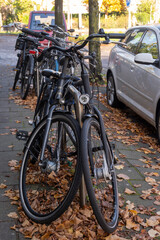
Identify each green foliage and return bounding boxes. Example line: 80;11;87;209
101;14;128;28
0;0;15;24
0;0;35;25
13;0;34;22
135;0;155;25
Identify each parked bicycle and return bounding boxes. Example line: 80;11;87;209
13;25;78;98
19;28;125;233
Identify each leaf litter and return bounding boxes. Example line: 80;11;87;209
5;90;160;239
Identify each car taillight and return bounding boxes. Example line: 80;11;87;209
29;50;36;55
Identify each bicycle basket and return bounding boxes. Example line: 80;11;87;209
15;38;25;50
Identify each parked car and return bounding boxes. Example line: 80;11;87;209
106;25;160;141
28;11;67;31
27;11;67;47
2;22;26;32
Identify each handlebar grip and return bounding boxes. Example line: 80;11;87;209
21;28;42;38
108;33;125;39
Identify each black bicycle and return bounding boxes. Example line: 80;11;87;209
19;28;124;233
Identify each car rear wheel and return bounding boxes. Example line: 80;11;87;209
106;74;120;107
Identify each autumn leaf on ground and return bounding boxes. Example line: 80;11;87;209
117;174;130;180
8;160;18;167
148;229;160;238
125;188;136;195
144;172;159;177
8;212;18;219
146;216;160;227
126;218;140;231
115;164;124;170
15;120;21;123
0;183;7;189
145;177;156;184
119;154;126;158
154;200;160;206
133;184;141;188
137;148;154;154
105;234;128;240
8;145;14;148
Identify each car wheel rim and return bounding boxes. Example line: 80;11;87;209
108;79;114;105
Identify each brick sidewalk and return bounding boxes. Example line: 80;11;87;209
0;36;160;239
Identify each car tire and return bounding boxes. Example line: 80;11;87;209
106;74;120;107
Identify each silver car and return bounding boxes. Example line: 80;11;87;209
106;25;160;141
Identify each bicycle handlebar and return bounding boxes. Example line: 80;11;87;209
46;31;125;54
21;28;62;46
22;28;42;38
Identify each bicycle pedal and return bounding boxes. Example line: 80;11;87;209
16;130;29;141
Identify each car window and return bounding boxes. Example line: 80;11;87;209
138;30;158;59
124;29;145;54
30;12;66;31
121;30;132;43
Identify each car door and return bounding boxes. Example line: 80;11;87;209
133;29;160;124
115;28;146;104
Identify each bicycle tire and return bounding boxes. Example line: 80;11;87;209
12;54;22;90
19;112;82;223
21;57;32;99
81;117;119;233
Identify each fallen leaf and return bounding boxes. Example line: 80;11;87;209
145;177;156;184
105;235;128;240
15;120;21;123
115;164;124;170
8;145;14;148
154;200;160;205
0;183;7;189
146;216;159;227
125;188;136;195
8;212;18;219
126;219;140;230
148;229;160;238
8;160;18;167
117;174;130;180
133;184;141;188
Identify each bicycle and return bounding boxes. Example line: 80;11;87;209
19;28;125;233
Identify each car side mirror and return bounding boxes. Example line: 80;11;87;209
134;53;157;65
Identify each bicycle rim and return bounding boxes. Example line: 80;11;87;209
81;117;119;233
20;113;82;223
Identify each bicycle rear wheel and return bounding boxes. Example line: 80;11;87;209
21;57;32;99
12;53;22;90
19;113;82;223
81;117;119;233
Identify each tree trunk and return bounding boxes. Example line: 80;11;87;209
55;0;64;30
89;0;102;83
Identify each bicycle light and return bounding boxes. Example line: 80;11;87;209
79;94;90;105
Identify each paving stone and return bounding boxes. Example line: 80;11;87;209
0;221;19;240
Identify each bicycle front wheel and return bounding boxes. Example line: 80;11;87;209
20;113;82;223
81;117;119;233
